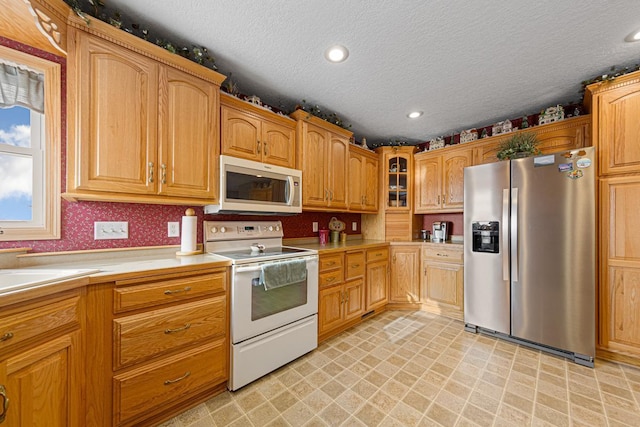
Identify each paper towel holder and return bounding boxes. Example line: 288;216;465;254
176;208;201;256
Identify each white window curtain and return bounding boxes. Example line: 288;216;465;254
0;60;44;113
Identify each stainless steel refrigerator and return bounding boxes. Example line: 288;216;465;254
463;147;595;367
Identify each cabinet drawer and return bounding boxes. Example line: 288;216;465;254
319;253;343;272
0;295;79;355
345;251;365;279
114;338;227;425
114;296;226;369
367;247;389;263
114;272;226;313
422;247;463;263
320;270;343;289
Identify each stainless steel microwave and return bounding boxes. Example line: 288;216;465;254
204;155;302;215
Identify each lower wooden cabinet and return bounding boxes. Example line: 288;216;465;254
318;245;389;342
0;288;85;427
421;245;464;320
389;245;421;306
365;247;390;312
319;279;365;337
598;176;640;363
319;251;367;341
85;268;228;427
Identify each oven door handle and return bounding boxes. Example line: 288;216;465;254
233;255;317;273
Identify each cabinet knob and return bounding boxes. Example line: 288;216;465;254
264;142;268;156
0;385;8;424
0;332;13;342
256;140;261;154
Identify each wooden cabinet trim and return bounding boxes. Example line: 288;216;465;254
67;14;225;85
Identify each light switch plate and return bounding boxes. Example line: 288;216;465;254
312;222;318;232
352;222;357;231
94;221;128;240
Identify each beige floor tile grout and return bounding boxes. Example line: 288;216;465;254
162;311;640;427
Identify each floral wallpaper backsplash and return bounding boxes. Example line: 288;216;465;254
0;201;362;253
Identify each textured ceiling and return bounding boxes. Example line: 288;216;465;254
106;0;640;145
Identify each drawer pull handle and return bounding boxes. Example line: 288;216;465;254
326;277;335;283
351;263;360;268
0;385;7;423
164;286;192;295
326;261;335;266
164;323;191;334
164;371;191;385
0;332;13;342
436;253;449;257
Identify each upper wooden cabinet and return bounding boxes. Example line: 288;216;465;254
382;147;414;211
414;148;472;213
362;146;421;241
473;115;590;165
586;73;640;176
291;110;351;211
220;94;296;168
348;145;379;213
65;16;225;205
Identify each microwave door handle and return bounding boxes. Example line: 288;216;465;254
286;176;294;205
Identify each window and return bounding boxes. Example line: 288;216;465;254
0;45;60;241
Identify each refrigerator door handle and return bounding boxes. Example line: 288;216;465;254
511;187;519;282
502;189;509;281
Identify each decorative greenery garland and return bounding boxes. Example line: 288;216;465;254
63;0;217;71
61;1;640;146
580;63;640;93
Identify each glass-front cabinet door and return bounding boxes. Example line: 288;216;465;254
386;149;412;210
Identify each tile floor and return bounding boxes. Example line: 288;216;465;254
160;311;640;426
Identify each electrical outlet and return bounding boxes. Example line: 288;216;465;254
312;222;318;232
352;222;357;231
94;221;128;240
168;222;180;237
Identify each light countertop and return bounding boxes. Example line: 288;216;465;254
0;249;231;303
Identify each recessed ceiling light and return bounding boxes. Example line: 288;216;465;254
625;29;640;42
324;45;349;63
407;111;423;119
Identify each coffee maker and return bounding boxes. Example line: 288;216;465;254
431;221;450;242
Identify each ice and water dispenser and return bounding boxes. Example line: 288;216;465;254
471;221;500;253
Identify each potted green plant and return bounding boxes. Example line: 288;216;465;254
496;132;541;160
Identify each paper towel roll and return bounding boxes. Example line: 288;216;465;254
177;209;198;256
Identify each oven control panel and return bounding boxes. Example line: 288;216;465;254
204;220;283;241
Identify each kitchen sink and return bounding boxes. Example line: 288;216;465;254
0;268;100;293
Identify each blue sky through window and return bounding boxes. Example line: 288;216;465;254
0;105;33;221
